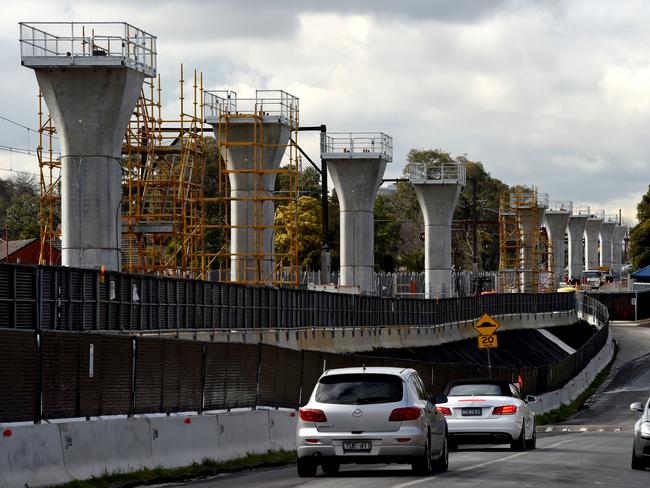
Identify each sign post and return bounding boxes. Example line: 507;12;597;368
474;313;501;378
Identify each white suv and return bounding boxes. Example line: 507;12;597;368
296;366;449;477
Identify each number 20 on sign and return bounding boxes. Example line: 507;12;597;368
478;334;498;349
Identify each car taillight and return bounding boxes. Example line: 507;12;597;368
436;406;452;416
493;405;517;415
299;408;327;422
389;407;421;422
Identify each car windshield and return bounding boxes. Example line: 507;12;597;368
448;384;503;396
315;373;403;405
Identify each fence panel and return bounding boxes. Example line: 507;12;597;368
41;331;80;419
0;330;38;421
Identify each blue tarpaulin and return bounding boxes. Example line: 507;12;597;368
631;265;650;282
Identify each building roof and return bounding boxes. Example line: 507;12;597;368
0;238;38;261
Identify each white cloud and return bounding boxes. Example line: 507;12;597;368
0;0;649;223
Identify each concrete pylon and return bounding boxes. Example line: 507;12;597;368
585;210;604;271
599;215;617;270
204;91;297;283
544;201;572;289
612;225;627;277
322;133;392;294
408;160;465;298
567;206;589;281
20;22;155;271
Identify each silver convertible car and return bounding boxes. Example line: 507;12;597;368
630;398;650;470
296;367;449;477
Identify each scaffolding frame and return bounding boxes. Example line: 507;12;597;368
122;65;205;278
499;188;552;293
37;91;61;265
203;90;300;286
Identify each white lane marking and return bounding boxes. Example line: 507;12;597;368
390;437;581;488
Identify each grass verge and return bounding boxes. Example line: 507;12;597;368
54;450;297;488
536;342;619;425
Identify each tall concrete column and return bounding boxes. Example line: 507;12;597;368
543;201;572;289
322;133;392;294
599;215;617;271
585;210;604;271
408;161;465;298
567;206;589;281
20;22;156;271
612;225;627;277
205;91;297;283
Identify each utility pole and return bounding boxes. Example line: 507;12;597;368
297;125;330;283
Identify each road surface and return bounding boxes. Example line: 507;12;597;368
160;322;650;487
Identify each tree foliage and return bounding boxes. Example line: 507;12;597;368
630;184;650;270
0;174;40;240
275;195;322;269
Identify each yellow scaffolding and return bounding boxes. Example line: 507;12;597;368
121;65;205;278
499;187;552;293
37;91;61;265
203;90;300;286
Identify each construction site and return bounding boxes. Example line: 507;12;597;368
23;21;629;295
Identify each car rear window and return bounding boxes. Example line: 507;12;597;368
447;384;503;396
315;373;403;405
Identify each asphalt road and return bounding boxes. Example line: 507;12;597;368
163;323;650;487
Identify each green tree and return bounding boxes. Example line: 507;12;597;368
374;194;402;272
630;185;650;269
0;174;40;240
275;195;322;269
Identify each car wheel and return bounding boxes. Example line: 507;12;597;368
432;432;449;473
297;457;318;478
510;423;526;451
412;438;433;475
322;462;340;475
525;422;537;450
631;450;646;470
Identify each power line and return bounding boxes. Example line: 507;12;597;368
0;113;59;141
0;167;41;178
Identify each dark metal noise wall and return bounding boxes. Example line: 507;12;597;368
0;321;609;423
0;263;576;332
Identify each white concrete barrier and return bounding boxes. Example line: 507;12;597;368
149;415;221;468
531;331;615;415
59;417;152;481
268;409;297;451
216;410;272;461
0;423;71;488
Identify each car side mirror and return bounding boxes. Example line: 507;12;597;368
433;394;448;404
525;395;537;404
630;402;644;412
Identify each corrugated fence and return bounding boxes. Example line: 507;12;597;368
0;322;609;423
0;263;575;331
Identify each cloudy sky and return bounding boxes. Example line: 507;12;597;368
1;0;649;223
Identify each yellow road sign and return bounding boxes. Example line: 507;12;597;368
478;334;498;349
474;313;501;336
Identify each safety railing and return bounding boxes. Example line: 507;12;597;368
321;132;393;161
572;205;590;216
406;159;467;185
203;89;298;122
19;22;156;76
548;200;573;213
588;209;605;220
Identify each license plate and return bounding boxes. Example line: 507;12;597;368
462;408;482;416
343;441;372;451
